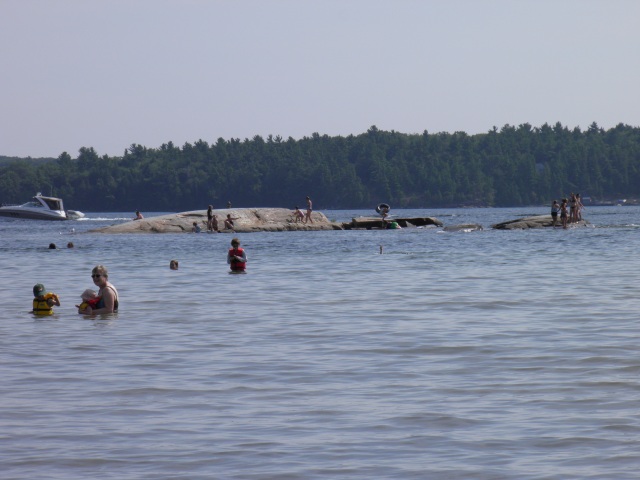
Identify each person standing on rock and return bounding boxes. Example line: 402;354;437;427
207;205;214;231
227;238;247;273
568;193;578;223
576;193;584;221
560;198;569;229
551;200;560;227
206;205;219;232
304;196;314;224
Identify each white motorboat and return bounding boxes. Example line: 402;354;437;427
0;193;69;220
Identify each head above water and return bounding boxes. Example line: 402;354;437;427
81;289;97;300
33;283;46;297
231;238;240;247
170;259;179;270
91;265;109;280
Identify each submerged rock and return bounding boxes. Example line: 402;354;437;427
443;223;483;232
492;215;589;230
91;208;341;233
343;216;443;230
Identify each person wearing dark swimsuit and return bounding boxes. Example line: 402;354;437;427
78;265;119;314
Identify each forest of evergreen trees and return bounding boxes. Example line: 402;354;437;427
1;122;639;211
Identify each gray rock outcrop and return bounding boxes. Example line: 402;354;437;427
492;215;589;230
343;216;443;230
91;208;340;234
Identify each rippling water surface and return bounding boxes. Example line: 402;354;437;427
2;207;640;479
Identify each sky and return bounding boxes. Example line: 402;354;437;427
1;0;639;158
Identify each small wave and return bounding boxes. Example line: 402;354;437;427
76;216;131;221
594;223;640;229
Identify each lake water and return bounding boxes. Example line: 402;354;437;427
2;206;640;480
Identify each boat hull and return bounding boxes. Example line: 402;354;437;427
0;208;67;220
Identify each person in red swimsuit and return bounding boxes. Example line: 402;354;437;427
227;238;247;272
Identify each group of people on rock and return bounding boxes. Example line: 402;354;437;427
203;196;314;228
189;206;239;233
201;205;239;232
292;196;314;223
551;193;584;229
135;196;315;233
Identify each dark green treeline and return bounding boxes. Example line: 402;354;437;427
1;122;639;211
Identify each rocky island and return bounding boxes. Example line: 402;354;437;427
93;208;595;234
92;208;339;234
91;208;445;234
89;209;594;234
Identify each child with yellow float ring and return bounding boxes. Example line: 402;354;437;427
32;283;61;316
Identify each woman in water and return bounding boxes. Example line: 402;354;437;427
78;265;119;315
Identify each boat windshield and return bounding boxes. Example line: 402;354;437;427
21;201;45;208
42;198;62;210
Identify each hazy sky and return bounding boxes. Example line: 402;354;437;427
1;0;639;158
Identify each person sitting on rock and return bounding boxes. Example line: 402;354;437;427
293;206;304;223
224;214;239;230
